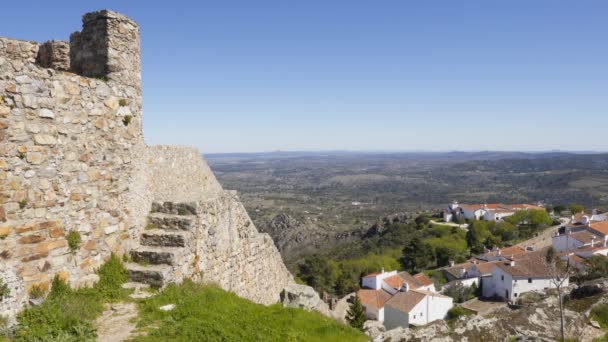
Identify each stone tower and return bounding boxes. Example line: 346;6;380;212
70;10;141;91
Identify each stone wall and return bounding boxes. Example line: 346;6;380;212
0;10;293;321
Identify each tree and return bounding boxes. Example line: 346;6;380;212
466;223;485;255
583;255;608;281
400;237;435;273
569;204;584;215
545;246;571;342
415;215;431;229
347;296;366;330
553;205;566;215
297;255;338;294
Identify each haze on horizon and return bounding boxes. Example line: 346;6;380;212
2;1;607;153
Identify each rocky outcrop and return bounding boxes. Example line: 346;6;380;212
281;283;334;318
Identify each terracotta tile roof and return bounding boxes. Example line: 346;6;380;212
442;262;474;279
414;289;452;299
494;251;554;277
574;244;608;252
383;274;404;289
398;271;426;289
384;290;426;314
413;273;434;287
569;231;602;244
473;260;501;275
589;222;608;236
479;245;526;258
385;289;451;314
356;289;392;310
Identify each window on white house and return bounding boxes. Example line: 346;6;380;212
421;312;423;317
514;293;518;297
501;275;504;281
528;278;532;283
413;315;416;319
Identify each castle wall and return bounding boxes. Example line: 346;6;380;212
0;10;293;321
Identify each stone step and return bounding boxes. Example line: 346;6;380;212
147;213;196;231
151;201;198;216
130;246;184;266
141;229;189;247
125;263;172;288
122;282;155;299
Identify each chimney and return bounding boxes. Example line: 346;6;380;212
592;238;596;248
497;248;502;255
401;283;409;292
509;260;516;266
449;260;455;267
603;238;607;248
381;267;385;274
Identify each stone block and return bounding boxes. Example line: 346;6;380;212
38;108;55;119
26;152;45;164
19;234;45;244
34;134;57;145
0;224;12;237
36;240;68;253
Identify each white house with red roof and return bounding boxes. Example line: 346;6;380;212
482;251;568;301
357;269;438;324
445;202;545;222
383;289;453;329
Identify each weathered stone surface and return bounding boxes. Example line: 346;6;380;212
281;283;322;311
0;225;12;237
141;230;187;247
130;247;179;265
38;108;55;119
33;134;57;145
147;213;195;231
0;10;292;323
36;40;70;71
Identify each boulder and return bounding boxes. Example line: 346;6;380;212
281;283;322;311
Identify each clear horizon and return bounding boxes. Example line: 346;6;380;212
2;1;607;153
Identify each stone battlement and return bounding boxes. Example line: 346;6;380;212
0;10;292;322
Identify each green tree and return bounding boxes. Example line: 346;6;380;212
553;205;566;215
347;296;366;330
415;215;431;229
298;255;338;294
466;223;486;254
569;204;585;214
400;237;435;273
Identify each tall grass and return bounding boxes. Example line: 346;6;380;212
133;280;367;342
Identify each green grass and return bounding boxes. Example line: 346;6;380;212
12;254;129;341
592;304;608;329
132;280;367;342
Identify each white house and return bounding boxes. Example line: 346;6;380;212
449;203;545;222
552;229;604;252
357;270;437;322
383;289;453;329
481;252;568;301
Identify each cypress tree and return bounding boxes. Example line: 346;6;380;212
347;296;366;330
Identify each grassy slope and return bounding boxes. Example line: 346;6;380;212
133;281;367;342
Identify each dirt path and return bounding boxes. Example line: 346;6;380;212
95;302;139;342
516;218;570;251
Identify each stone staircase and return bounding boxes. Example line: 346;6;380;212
125;201;198;288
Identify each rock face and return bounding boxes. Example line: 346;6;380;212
0;10;292;321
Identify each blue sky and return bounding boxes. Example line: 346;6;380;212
2;1;607;153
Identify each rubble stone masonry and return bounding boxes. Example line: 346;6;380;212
0;10;292;321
